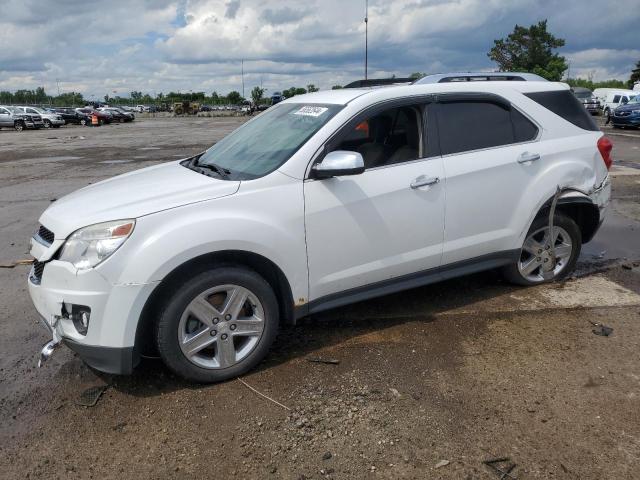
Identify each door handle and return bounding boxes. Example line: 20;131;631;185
518;152;541;163
410;176;440;189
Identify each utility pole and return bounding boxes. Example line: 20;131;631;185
364;0;368;80
56;78;61;97
241;59;245;99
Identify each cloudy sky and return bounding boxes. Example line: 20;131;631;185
0;0;638;99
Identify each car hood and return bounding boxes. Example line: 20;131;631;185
615;103;640;113
40;160;240;238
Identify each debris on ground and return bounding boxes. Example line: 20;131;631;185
306;357;340;365
435;459;450;468
322;452;332;460
237;378;291;411
483;457;518;479
591;321;614;336
0;259;33;268
76;385;109;407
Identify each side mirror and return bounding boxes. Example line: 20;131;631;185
312;150;365;179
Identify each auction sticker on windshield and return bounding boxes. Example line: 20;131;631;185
293;106;329;117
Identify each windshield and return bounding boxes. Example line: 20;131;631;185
196;103;342;179
627;95;639;104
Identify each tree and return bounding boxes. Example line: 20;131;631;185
211;91;219;104
629;60;640;89
251;86;264;105
227;90;242;105
331;85;343;90
306;84;319;93
409;72;427;79
488;20;568;81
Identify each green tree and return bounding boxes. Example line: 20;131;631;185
306;84;319;93
331;85;343;90
409;72;427;79
250;86;264;104
629;60;640;89
488;20;568;81
227;90;242;104
211;91;220;104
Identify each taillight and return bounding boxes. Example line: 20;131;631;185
597;136;613;170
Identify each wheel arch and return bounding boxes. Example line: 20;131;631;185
134;250;295;356
534;190;600;243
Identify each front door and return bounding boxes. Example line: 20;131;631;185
304;101;445;302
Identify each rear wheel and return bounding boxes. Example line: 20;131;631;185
80;118;87;126
156;266;279;383
503;212;581;286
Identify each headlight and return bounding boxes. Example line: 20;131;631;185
58;220;135;269
632;110;640;115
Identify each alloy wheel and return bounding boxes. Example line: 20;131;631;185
517;225;573;283
177;284;265;369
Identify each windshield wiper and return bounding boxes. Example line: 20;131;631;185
190;157;231;179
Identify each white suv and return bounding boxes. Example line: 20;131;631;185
29;81;612;382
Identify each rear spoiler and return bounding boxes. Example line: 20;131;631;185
344;78;415;88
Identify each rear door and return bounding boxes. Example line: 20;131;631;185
434;94;540;265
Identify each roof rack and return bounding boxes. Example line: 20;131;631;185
343;78;415;89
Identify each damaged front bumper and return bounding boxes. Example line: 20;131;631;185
28;257;155;375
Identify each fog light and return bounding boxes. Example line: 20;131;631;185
69;305;91;336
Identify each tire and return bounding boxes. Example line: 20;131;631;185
80;118;87;126
503;212;581;286
14;121;24;131
43;119;51;128
156;266;279;383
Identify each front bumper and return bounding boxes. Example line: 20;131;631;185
611;115;640;127
28;258;155;374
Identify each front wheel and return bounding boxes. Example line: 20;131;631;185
14;121;24;131
156;266;279;383
43;119;51;128
503;212;581;286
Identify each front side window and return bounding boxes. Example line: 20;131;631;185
613;95;621;103
437;100;538;155
330;104;424;169
195;103;341;180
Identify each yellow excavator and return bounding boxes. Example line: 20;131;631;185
173;101;200;115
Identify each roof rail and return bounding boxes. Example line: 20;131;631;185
343;78;415;89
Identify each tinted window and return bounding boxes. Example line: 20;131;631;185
332;104;423;169
525;90;599;131
437;100;536;155
613;95;621;103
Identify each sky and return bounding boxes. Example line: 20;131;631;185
0;0;638;99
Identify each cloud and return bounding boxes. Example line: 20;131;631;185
0;0;638;98
224;0;240;19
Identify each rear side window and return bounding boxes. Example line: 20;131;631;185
613;95;621;103
526;90;599;131
436;100;538;155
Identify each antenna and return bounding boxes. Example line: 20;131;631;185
241;59;245;99
364;0;368;80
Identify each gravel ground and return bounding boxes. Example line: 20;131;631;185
1;117;639;479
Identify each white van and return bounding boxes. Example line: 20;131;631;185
634;82;640;92
593;88;637;115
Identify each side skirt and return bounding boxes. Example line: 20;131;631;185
295;250;520;319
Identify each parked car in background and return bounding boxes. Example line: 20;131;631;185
610;94;640;129
51;107;91;125
30;81;611;383
75;107;112;125
270;92;284;105
593;88;637;117
572;87;601;115
0;105;43;130
98;107;134;122
633;82;640;92
17;106;65;128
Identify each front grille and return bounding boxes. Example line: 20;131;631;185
615;111;630;117
30;261;45;285
36;225;55;245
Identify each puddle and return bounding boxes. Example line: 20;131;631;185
100;160;131;164
581;210;640;261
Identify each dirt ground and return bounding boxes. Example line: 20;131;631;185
1;117;639;479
